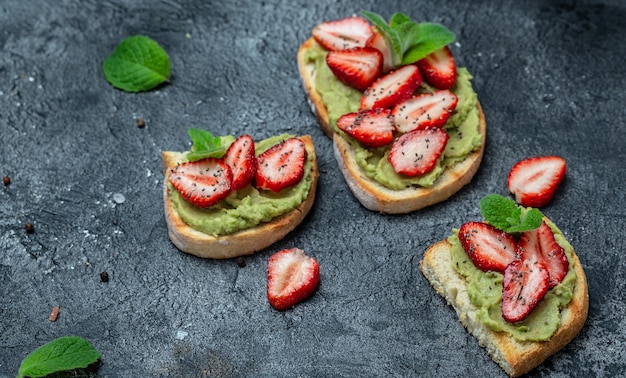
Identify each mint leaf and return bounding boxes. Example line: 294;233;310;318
17;336;100;378
401;23;456;65
186;129;234;161
103;35;170;92
480;194;543;233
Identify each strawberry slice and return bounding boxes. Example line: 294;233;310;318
337;108;395;147
387;128;449;176
392;90;459;133
458;221;518;273
502;257;550;323
360;64;423;110
518;221;569;289
169;158;232;208
255;137;307;192
507;156;567;208
267;248;320;311
326;47;383;91
223;134;257;191
416;46;457;89
366;32;393;72
312;16;373;51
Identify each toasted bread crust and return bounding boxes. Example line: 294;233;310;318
297;37;486;213
420;239;589;377
162;135;319;259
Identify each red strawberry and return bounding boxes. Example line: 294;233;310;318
366;32;393;72
169;158;232;208
416;46;457;89
223;134;257;191
267;248;320;311
392;90;459;133
326;47;383;91
502;257;550;323
255;137;307;192
312;16;373;51
518;221;569;289
387;128;449;176
507;156;567;208
458;221;518;273
360;64;423;110
337;108;395;147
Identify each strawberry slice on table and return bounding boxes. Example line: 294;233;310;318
502;257;550;323
458;221;518;273
267;248;320;311
392;89;459;133
326;47;383;91
223;134;257;191
416;46;457;90
255;137;307;192
387;128;449;176
169;158;233;208
507;156;567;208
337;108;396;147
366;32;393;72
518;221;569;288
360;64;423;110
312;16;373;51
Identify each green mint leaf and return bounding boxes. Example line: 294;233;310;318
480;194;544;233
401;23;456;65
17;336;100;378
186;129;234;162
103;35;170;92
361;10;404;66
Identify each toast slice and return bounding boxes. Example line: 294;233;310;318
162;135;319;259
297;38;486;213
420;237;589;377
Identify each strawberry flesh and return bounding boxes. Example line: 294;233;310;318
360;64;423;110
312;16;373;51
458;221;519;273
387;128;449;176
502;256;550;323
169;158;232;208
337;108;396;147
392;90;459;133
507;156;567;208
326;47;383;91
366;32;394;72
416;46;457;89
267;248;320;311
255;137;307;192
518;221;569;289
224;134;257;191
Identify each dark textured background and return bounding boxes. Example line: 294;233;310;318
1;0;625;377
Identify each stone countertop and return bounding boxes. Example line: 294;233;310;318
1;0;625;376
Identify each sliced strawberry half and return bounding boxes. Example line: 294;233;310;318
267;248;320;311
416;46;457;89
360;64;423;110
502;257;550;323
507;156;567;208
326;47;383;91
255;137;307;192
223;134;257;191
458;221;518;273
387;128;449;176
337;108;395;147
366;32;393;72
392;90;459;133
312;16;373;51
518;221;569;289
169;158;232;208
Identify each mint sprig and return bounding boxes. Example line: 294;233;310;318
103;35;170;92
361;10;455;67
186;128;233;161
480;194;544;233
17;336;100;378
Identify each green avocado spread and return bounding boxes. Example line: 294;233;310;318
168;134;314;237
449;219;577;341
304;44;483;190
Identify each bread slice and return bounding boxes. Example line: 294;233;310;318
297;38;486;213
162;135;319;259
420;238;589;377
